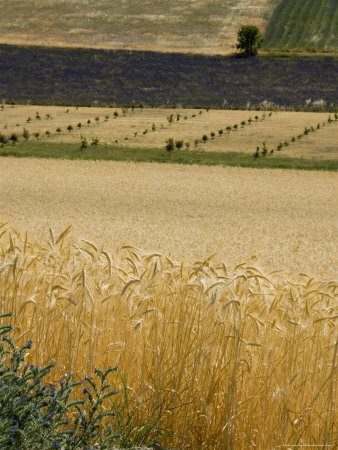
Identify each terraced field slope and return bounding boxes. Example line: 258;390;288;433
0;0;279;54
264;0;338;50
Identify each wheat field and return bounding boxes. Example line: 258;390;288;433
0;0;279;54
0;155;337;447
1;105;337;159
1;157;337;277
0;224;337;448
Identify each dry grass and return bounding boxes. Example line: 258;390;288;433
0;1;280;54
1;104;337;159
1;157;337;278
0;224;337;448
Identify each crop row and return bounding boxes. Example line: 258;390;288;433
255;113;338;158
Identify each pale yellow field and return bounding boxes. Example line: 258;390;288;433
0;0;279;54
1;157;337;278
1;104;337;159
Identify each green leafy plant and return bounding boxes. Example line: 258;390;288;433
165;138;174;153
236;25;263;57
0;133;8;146
175;140;184;150
0;312;120;450
23;129;30;141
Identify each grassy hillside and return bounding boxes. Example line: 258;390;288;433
0;45;337;109
0;0;279;55
264;0;338;50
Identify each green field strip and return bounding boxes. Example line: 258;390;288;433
263;0;338;50
285;0;311;48
0;141;337;172
316;1;330;47
296;0;321;48
263;1;293;47
321;1;338;48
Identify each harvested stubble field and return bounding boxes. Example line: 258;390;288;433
1;105;338;160
0;0;279;55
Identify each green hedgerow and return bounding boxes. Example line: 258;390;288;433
0;313;120;450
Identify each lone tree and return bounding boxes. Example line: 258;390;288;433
236;25;263;57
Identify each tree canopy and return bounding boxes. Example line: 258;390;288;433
236;25;263;57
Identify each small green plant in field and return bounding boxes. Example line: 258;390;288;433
185;142;190;150
105;115;109;121
46;114;51;120
255;115;259;121
26;117;32;123
87;119;91;126
80;136;88;150
9;133;19;144
277;142;283;151
91;137;99;146
114;111;119;118
317;123;320;129
328;115;332;123
261;142;268;156
202;134;208;143
218;129;223;135
77;123;82;129
142;129;148;135
233;124;238;130
304;127;309;135
0;133;8;146
0;312;120;449
56;128;62;134
95;116;100;123
291;136;296;142
241;121;246;127
248;118;252;124
226;126;232;133
210;132;215;139
167;114;174;124
175;140;184;150
284;141;289;147
122;108;128;116
35;112;41;120
191;114;196;118
165;137;174;153
34;132;40;140
23;129;30;141
176;114;180;122
254;146;260;158
152;124;156;131
335;113;338;120
184;116;188;120
67;125;73;132
45;130;51;138
199;110;203;115
194;139;199;147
